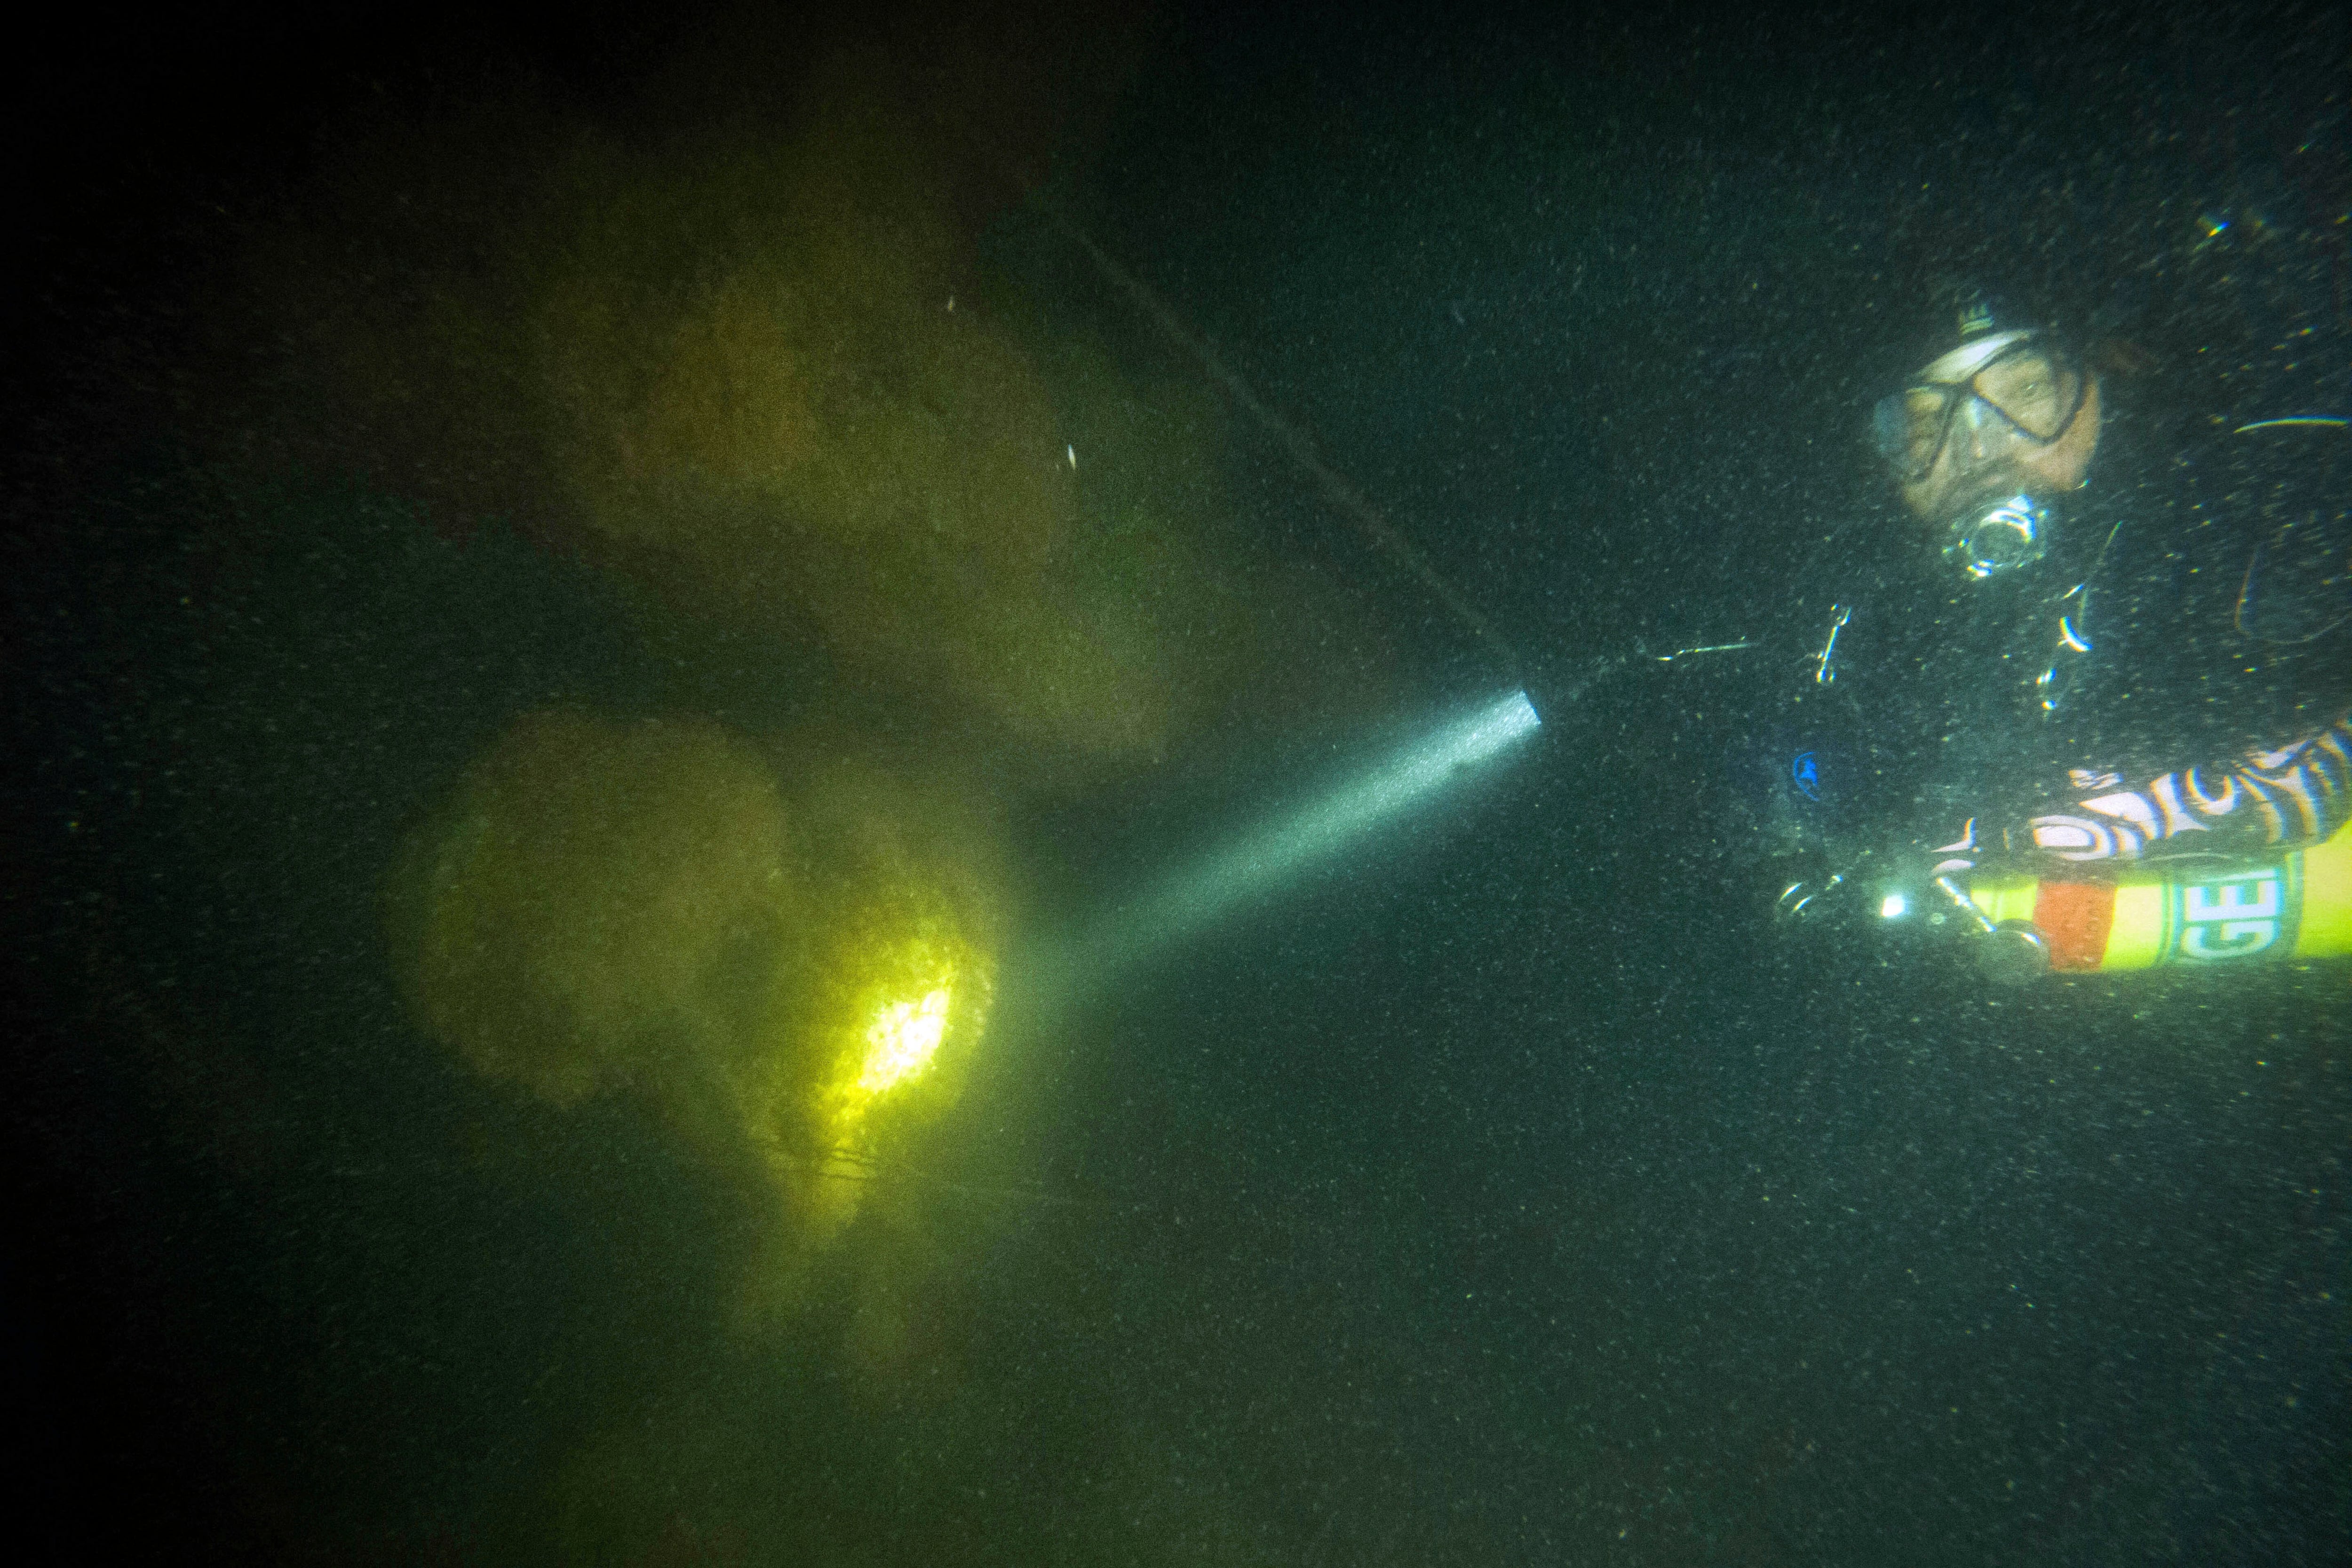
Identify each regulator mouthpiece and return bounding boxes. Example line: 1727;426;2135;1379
1945;493;2051;580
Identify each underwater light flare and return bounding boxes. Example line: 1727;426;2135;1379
859;988;952;1093
1076;689;1540;977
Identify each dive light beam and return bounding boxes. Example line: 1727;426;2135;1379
1094;690;1541;969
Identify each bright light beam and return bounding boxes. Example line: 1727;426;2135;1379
1080;690;1540;976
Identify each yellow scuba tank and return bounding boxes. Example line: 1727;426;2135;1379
1962;821;2352;973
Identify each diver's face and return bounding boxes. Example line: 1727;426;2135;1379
1885;337;2102;524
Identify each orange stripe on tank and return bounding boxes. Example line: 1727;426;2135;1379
2034;880;2116;971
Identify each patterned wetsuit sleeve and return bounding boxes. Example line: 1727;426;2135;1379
2015;711;2352;862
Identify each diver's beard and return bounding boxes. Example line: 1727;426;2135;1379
1940;486;2055;581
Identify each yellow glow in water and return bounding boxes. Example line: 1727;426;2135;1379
858;988;951;1093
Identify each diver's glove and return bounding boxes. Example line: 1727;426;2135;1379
1767;836;1973;950
1777;821;2052;983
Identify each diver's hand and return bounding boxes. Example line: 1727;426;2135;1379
1767;842;1951;941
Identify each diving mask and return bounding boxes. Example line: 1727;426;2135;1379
1872;332;2089;486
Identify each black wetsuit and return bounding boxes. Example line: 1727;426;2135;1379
1771;407;2350;876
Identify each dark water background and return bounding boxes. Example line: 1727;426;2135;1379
8;3;2347;1563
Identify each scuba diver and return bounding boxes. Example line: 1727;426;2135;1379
1761;269;2351;978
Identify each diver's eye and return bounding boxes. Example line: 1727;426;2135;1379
1974;351;2080;440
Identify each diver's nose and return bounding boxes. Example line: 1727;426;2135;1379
1952;396;2000;463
